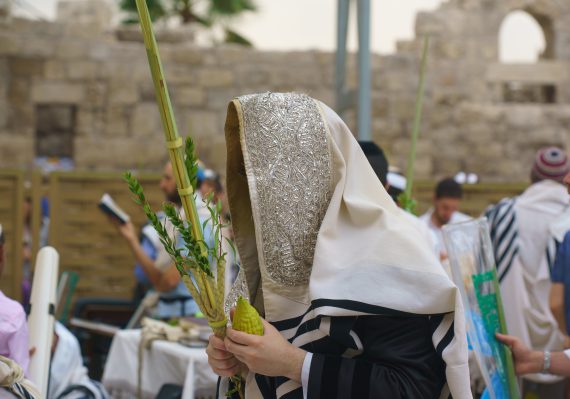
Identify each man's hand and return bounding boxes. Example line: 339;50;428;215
108;217;138;244
206;334;246;377
224;318;306;383
496;333;543;375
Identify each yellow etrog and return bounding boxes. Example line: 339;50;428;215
232;296;264;336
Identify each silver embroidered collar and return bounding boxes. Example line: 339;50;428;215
237;92;333;287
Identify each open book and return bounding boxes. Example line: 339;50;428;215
98;193;130;224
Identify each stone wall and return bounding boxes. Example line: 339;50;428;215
0;0;569;182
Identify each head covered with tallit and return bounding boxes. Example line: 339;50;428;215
225;92;470;398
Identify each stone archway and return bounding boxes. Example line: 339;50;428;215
499;10;549;63
494;0;568;60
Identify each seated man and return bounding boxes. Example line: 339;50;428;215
110;162;203;319
49;322;108;399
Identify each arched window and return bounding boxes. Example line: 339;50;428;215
497;9;556;103
499;10;551;63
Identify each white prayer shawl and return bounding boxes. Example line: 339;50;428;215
49;322;107;399
499;180;569;383
224;92;471;398
0;356;39;399
550;208;570;243
399;208;439;258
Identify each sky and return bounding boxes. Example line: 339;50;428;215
23;0;545;62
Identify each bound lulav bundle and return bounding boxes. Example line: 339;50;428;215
126;1;263;397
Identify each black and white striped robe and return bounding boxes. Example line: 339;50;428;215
223;92;472;399
485;189;567;384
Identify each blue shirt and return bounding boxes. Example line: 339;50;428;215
134;236;155;285
551;231;570;335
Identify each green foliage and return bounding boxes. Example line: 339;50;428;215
397;192;417;215
184;137;200;191
224;28;253;47
209;0;256;16
119;0;166;23
119;0;256;45
124;160;230;281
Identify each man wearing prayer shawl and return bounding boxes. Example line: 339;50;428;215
207;92;471;398
485;147;570;386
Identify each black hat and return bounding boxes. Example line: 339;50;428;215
358;141;389;186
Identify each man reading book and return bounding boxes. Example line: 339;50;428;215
108;161;204;318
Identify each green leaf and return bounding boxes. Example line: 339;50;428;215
209;0;256;16
184;136;199;191
224;28;253;47
119;0;167;23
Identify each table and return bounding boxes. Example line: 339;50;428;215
102;330;218;399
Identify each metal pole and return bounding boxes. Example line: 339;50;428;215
357;0;371;141
335;0;350;114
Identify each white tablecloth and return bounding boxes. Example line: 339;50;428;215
102;330;218;399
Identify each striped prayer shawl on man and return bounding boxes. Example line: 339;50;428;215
485;197;519;282
224;93;472;398
485;191;566;384
248;299;453;399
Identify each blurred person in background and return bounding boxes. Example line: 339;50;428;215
109;161;206;318
420;177;470;261
359;141;437;257
0;225;30;375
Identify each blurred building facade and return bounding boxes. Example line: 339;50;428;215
0;0;569;181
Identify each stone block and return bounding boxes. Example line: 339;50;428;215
8;78;30;104
433;158;463;176
56;0;113;31
32;82;85;103
388;96;416;120
66;61;100;80
105;107;129;137
171;86;205;107
415;12;446;37
0;61;6;128
130;102;161;138
18;36;56;58
163;64;196;85
0;133;34;167
8;58;44;77
213;47;254;66
307;89;334;107
84;82;108;108
235;68;269;87
108;81;139;105
0;33;20;55
168;45;205;65
88;42;111;61
74;136;166;170
115;24;196;44
432;39;465;60
76;109;100;137
138;82;156;102
205;89;237;110
504;105;543;129
414;156;434;178
196;69;235;88
44;60;67;80
268;67;323;87
184;110;222;138
55;40;88;59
